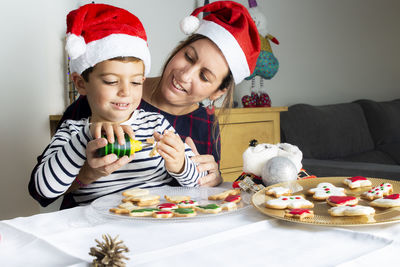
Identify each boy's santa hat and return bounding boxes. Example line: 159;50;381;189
65;3;151;75
180;1;260;84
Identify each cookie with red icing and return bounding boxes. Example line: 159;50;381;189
361;183;393;200
307;182;346;200
284;208;314;221
223;194;241;204
152;210;174;218
157;203;178;211
328;205;375;217
326;196;358;207
265;195;314;209
370;194;400;208
177;200;198;208
343;176;372;189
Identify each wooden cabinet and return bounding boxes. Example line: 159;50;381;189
217;107;287;182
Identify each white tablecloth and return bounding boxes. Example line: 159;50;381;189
1;185;400;267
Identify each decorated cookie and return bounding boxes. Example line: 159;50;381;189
122;188;149;198
152;211;174;218
328;205;375;217
326;196;358;207
157;203;178;211
173;208;197;217
284;209;314;221
195;204;223;214
129;194;161;206
177;200;198;208
220;202;237;211
208;189;241;201
164;195;191;204
343;176;372;189
129;208;159;217
307;183;346;200
223;194;241;204
361;183;393;200
109;208;130;215
265;186;292;198
265;195;314;209
370;194;400;208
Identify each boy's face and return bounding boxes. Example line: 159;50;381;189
77;60;145;123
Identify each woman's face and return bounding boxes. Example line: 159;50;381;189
159;38;229;107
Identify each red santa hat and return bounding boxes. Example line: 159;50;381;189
180;1;260;84
65;3;151;75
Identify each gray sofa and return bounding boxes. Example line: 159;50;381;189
280;99;400;181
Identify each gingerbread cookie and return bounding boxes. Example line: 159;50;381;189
326;196;358;207
152;211;174;218
308;182;346;200
177;200;198;208
343;176;372;189
361;183;393;200
328;205;375;217
164;195;191;204
370;194;400;208
284;209;314;221
195;204;222;214
223;194;241;204
265;195;314;209
208;189;241;201
265;186;292;198
173;208;197;217
157;203;178;211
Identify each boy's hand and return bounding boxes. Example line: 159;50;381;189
77;138;134;185
90;122;135;145
185;137;222;187
154;130;185;174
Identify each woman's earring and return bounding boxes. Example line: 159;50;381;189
206;99;215;115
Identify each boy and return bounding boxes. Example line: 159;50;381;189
31;3;205;207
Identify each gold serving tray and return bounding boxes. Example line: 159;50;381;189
251;177;400;226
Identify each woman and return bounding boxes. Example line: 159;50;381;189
29;1;260;208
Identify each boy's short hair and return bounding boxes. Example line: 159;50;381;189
81;56;144;82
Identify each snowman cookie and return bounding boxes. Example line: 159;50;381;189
284;208;314;221
343;176;372;189
328;205;375;217
265;195;314;209
370;194;400;208
265;186;292;198
326;196;358;207
308;183;346;200
361;183;393;200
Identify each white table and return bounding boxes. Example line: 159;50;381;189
1;184;400;267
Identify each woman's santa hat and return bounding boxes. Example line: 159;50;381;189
180;1;260;84
65;3;151;75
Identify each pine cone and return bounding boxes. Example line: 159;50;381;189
89;234;129;267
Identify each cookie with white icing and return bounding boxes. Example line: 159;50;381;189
328;205;375;217
370;194;400;208
152;211;174;218
129;208;159;217
343;176;372;189
265;195;314;209
361;183;393;200
122;188;149;198
284;208;314;221
177;200;198;208
308;183;346;200
326;196;358;207
266;186;292;198
164;195;191;204
220;202;237;211
157;203;178;211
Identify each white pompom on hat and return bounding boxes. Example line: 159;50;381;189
66;3;151;75
180;1;260;84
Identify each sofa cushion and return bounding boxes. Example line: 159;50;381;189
281;103;375;159
339;150;397;165
378;143;400;165
355;99;400;145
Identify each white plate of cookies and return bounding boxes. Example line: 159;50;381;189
90;186;249;221
252;177;400;226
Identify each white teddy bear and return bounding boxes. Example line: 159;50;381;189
242;140;303;186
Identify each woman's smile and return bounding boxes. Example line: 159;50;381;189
171;76;187;93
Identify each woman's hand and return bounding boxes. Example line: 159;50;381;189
154;130;185;174
185;137;223;187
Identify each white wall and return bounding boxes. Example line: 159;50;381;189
0;0;399;219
